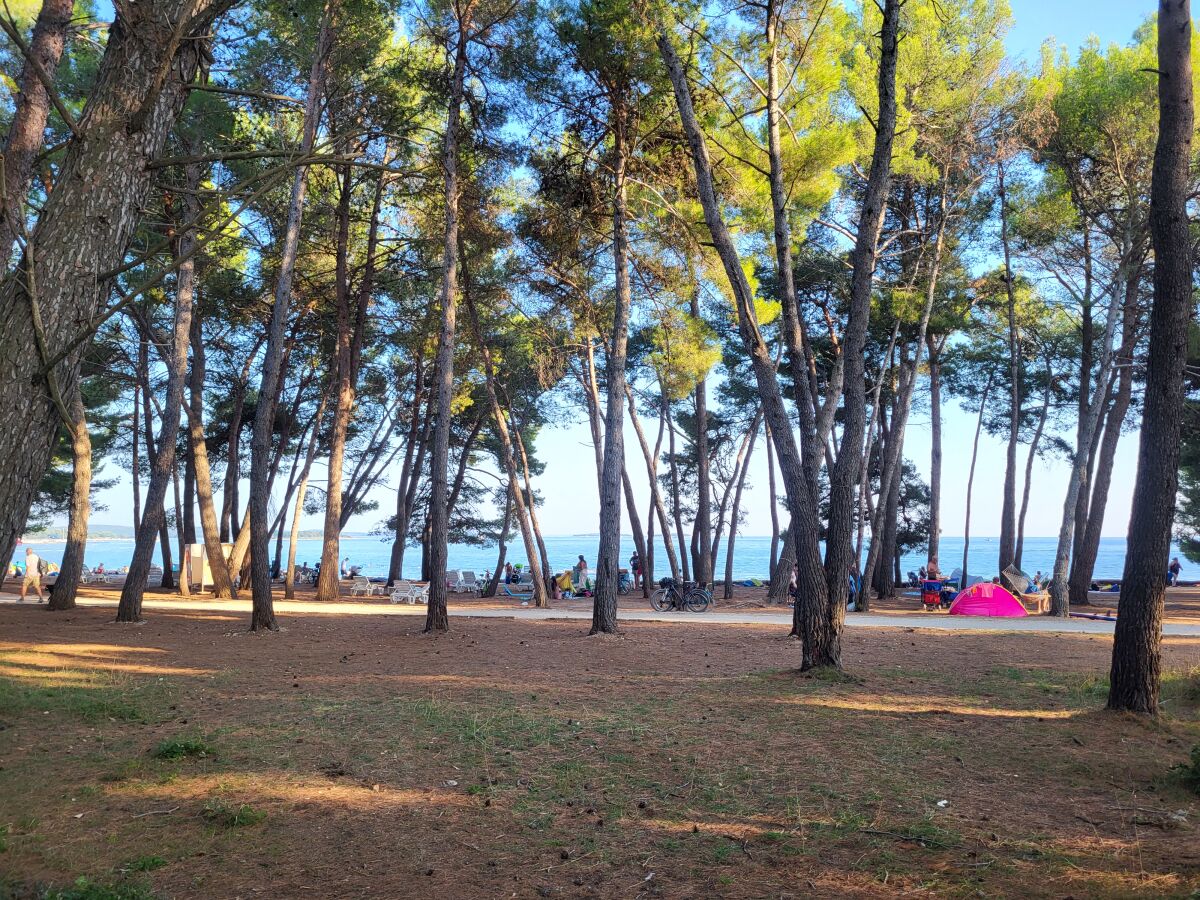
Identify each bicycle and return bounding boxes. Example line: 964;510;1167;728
618;571;633;595
650;578;711;613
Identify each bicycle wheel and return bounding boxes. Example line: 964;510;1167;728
618;577;631;596
684;587;711;612
649;588;673;612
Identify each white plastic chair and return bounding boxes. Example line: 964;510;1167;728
350;576;374;597
390;581;415;604
409;582;429;604
455;571;479;593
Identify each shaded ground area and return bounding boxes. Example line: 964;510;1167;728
1;605;1199;898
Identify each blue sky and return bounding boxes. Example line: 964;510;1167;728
80;1;1158;541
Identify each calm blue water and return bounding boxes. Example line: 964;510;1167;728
10;534;1185;582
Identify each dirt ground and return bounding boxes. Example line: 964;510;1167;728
1;600;1199;899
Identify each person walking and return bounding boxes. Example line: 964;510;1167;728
1169;557;1182;586
20;547;45;603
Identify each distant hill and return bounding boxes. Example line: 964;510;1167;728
24;523;136;540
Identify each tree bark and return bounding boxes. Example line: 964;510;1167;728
285;390;328;599
247;10;331;632
1109;0;1192;713
962;374;995;588
187;303;236;597
997;162;1020;575
926;337;943;570
724;414;760;599
664;393;691;582
47;384;89;610
592;96;634;636
0;0;232;576
1015;381;1050;568
425;14;471;634
116;216;199;620
690;303;713;588
660;28;834;667
0;0;75;265
822;0;901;636
624;383;680;581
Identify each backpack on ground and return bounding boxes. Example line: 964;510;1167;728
37;557;48;576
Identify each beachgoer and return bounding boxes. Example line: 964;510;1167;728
504;562;514;584
918;565;927;580
926;560;940;580
340;557;350;578
629;551;641;590
20;547;45;603
1169;557;1182;586
572;555;588;587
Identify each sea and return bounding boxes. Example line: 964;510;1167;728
10;533;1186;583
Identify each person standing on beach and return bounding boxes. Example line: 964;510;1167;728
20;547;45;603
1169;557;1182;586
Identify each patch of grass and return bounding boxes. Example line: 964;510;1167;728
150;737;214;760
39;877;156;899
1163;667;1200;712
0;667;168;724
200;798;266;828
1171;744;1200;794
0;823;8;853
122;856;167;873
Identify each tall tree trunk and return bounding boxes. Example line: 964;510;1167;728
766;422;779;577
926;338;943;571
1012;384;1051;566
485;485;512;598
768;522;794;601
962;374;995;588
172;457;189;595
660;28;836;667
1109;0;1192;713
724;416;760;600
187;303;236;598
425;16;471;634
664;394;691;582
1048;295;1123;615
592;97;634;636
47;385;89;610
315;163;356;601
508;410;553;583
0;0;75;265
247;11;331;632
285;390;328;599
460;260;547;608
997;162;1020;574
821;0;901;639
131;377;142;534
1070;270;1141;603
624;383;680;581
690;302;713;588
0;0;231;576
115;216;199;620
387;363;427;584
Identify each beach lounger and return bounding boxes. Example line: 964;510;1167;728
390;580;416;604
454;570;480;593
502;581;534;598
349;576;381;597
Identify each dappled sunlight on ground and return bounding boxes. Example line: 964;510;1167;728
775;693;1078;719
0;642;213;681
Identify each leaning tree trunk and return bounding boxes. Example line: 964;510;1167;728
822;0;901;632
247;12;331;632
1109;0;1192;714
47;385;90;610
592;98;634;636
624;383;680;581
1015;386;1050;568
0;0;232;578
660;28;833;668
724;415;760;600
425;19;470;634
187;311;236;597
116;218;200;621
0;0;74;265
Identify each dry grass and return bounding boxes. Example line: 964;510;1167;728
1;605;1198;898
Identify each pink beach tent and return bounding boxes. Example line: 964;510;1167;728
947;582;1028;618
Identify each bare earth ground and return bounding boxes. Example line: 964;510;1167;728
1;592;1199;899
